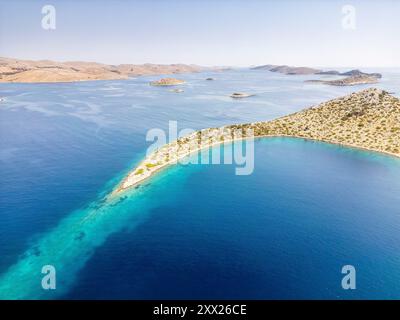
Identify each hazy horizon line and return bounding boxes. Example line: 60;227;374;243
2;55;400;70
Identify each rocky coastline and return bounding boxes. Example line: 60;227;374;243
112;88;400;196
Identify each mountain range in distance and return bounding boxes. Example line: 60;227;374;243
0;57;224;83
0;57;384;85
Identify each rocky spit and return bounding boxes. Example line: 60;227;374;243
113;88;400;195
251;64;320;75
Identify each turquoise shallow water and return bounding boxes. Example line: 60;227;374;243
0;69;400;299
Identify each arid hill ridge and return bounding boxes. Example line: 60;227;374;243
0;57;212;83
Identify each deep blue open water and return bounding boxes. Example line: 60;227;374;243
0;69;399;299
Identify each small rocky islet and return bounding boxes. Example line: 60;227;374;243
230;92;254;99
149;78;186;86
305;75;379;86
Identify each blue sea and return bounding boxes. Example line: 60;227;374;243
0;69;400;299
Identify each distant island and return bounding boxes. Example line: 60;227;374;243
305;74;379;86
0;57;213;83
251;64;320;75
150;78;186;86
251;64;382;77
112;88;400;195
0;58;384;87
333;69;382;78
251;64;382;86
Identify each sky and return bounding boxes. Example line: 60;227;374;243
0;0;399;67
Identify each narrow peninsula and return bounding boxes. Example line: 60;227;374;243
113;88;400;195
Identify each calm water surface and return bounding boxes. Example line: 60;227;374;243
0;69;399;299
